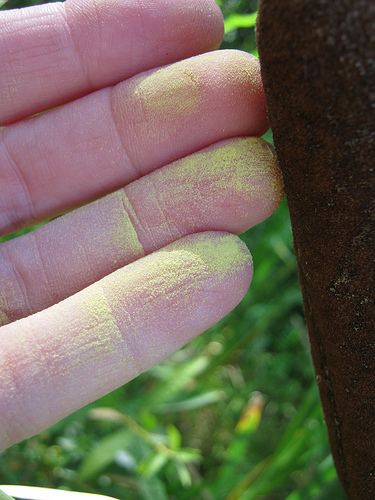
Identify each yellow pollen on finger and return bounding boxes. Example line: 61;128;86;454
151;137;282;213
157;232;252;280
134;64;202;120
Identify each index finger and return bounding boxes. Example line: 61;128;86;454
0;0;224;124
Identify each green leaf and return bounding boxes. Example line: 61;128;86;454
155;390;225;413
166;424;181;451
175;463;192;488
139;452;168;478
175;448;202;464
139;477;168;500
143;356;210;410
77;427;131;481
224;12;258;33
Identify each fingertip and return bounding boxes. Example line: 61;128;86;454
250;137;284;222
203;50;269;137
173;137;284;233
177;231;253;289
160;232;254;322
201;0;225;50
256;138;285;217
220;136;284;229
235;51;269;136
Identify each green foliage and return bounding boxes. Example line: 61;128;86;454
224;12;257;34
0;0;346;499
216;0;259;55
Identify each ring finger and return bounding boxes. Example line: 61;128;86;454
0;136;283;325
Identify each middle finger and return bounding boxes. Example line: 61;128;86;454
0;50;267;237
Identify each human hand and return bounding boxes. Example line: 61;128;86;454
0;0;283;451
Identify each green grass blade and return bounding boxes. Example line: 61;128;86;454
224;12;257;33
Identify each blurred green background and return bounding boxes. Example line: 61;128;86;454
0;0;346;498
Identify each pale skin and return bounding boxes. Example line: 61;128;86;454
0;0;283;451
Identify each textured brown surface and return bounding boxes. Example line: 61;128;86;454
256;1;375;498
